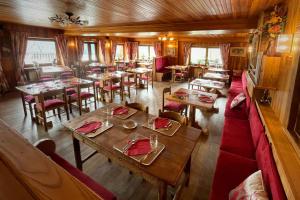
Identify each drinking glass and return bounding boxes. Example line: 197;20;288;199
105;107;113;126
150;134;158;150
147;116;154;129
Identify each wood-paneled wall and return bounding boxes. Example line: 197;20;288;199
270;0;300;127
0;22;63;87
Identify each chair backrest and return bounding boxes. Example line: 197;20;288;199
125;101;149;113
158;109;187;125
162;87;171;109
34;138;56;155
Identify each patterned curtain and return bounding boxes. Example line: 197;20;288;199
124;42;131;61
55;34;69;66
0;48;9;93
153;41;162;57
131;42;138;61
110;40;117;64
183;42;192;65
219;44;231;70
75;36;84;64
98;40;106;64
10;31;28;83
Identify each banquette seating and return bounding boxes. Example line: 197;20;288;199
209;72;286;200
153;56;171;81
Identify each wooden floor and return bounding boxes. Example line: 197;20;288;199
0;81;227;200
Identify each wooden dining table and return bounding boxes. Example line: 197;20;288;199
203;72;230;82
63;103;201;200
165;65;188;82
166;88;218;134
188;78;225;95
207;67;230;74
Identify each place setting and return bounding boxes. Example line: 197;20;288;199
113;133;165;165
102;105;138;120
142;116;181;137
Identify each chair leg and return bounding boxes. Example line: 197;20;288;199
65;104;70;120
29;103;34;120
53;109;56;116
93;97;97;110
57;108;61;120
43;111;48;132
79;100;82;116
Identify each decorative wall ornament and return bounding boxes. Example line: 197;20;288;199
49;12;88;26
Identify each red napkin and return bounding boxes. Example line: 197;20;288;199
175;91;188;97
76;121;102;134
199;95;214;103
126;139;151;156
154;117;170;129
113;106;129;115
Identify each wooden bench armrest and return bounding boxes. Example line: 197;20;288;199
34;138;56;155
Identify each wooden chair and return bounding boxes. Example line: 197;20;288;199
162;87;188;116
68;82;97;115
102;77;122;103
125;101;148;113
158;109;187;125
34;88;69;131
60;71;75;79
174;66;189;82
139;71;153;91
123;74;136;98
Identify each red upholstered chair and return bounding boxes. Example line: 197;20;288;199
107;66;117;72
122;74;136;98
34;88;69;131
60;71;75;79
102;77;122;103
162;87;188;116
22;94;36;120
174;66;189;82
39;74;55;82
68;82;97;115
138;71;153;91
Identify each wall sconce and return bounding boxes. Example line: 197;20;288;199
68;41;75;48
105;41;111;48
276;34;294;53
248;45;253;53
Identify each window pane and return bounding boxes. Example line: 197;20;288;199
138;46;149;60
207;48;223;66
149;46;155;60
90;43;97;61
24;40;57;65
82;43;89;61
115;45;124;60
190;47;206;64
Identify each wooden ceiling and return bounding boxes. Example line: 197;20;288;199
0;0;283;37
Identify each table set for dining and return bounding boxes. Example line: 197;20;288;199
63;103;201;200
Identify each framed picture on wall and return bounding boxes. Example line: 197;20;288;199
230;47;247;57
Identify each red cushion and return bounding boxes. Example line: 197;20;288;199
224;95;249;120
220;118;255;159
103;85;120;91
70;92;94;100
95;81;100;86
256;135;286;200
228;85;243;96
48;153;116;200
209;150;258;200
242;71;247;94
40;77;55;82
24;95;35;103
164;101;186;112
249;103;265;148
66;88;76;95
155;56;169;72
37;99;65;110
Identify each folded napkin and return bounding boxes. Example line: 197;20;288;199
154;117;170;129
76;121;102;134
199;95;214;103
174;91;188;97
126;139;151;156
113;106;129;115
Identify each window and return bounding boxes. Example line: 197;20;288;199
190;47;223;66
138;45;155;60
24;39;57;65
190;47;206;64
82;42;97;62
115;44;124;60
207;48;223;65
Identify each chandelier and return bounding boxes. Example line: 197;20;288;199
49;12;88;26
158;34;175;41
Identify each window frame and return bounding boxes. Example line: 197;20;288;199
190;46;223;66
82;41;98;63
24;38;59;66
115;44;125;61
138;45;154;60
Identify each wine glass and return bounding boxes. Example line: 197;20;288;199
150;134;158;151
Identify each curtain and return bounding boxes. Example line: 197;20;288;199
75;36;84;64
98;40;106;64
219;44;231;70
0;48;9;94
131;42;138;61
183;42;192;65
124;42;131;61
110;40;117;64
10;31;28;83
153;41;162;57
55;34;69;66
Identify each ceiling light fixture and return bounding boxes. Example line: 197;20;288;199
49;12;88;26
158;34;175;41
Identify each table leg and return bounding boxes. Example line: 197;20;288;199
72;137;82;170
20;92;27;116
172;69;175;83
158;181;167;200
184;156;191;186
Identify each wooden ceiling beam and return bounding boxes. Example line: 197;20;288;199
64;18;258;36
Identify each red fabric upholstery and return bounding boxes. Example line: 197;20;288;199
225;95;249;120
249;103;265;148
220;118;255;159
256;135;287;200
242;71;247;94
66;88;76;95
24;95;35;103
70;92;94;101
95;81;100;87
164;101;186;112
155;56;169;72
209;150;258;200
103;85;121;91
36;99;65;110
48;152;116;200
40;77;55;82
